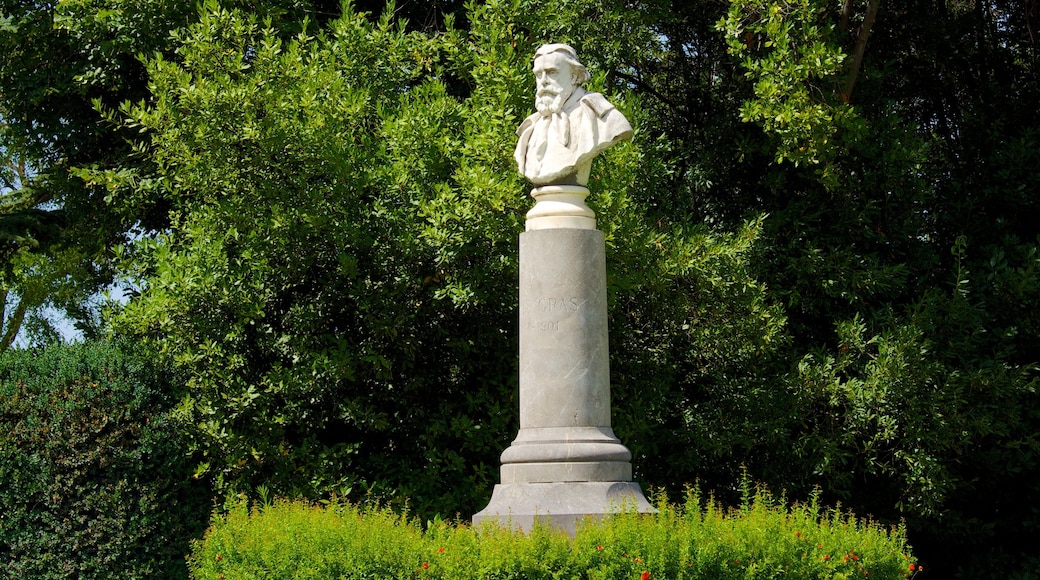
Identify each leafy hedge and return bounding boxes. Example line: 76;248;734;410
191;487;919;579
0;340;211;579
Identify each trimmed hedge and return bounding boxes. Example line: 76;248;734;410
191;487;920;579
0;340;211;579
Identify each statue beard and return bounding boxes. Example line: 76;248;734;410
535;87;571;116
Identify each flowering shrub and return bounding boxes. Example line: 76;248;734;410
190;486;917;579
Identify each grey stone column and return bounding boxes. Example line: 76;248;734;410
473;187;652;534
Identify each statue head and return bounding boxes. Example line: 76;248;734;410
532;43;590;116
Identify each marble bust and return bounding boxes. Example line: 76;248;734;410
514;44;633;186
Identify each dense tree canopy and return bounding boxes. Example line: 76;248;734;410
2;0;1038;577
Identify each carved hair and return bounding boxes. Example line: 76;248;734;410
533;43;591;85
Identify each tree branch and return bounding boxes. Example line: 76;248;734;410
840;0;855;32
0;288;8;330
613;70;684;116
843;0;880;103
1028;0;1038;46
0;295;28;351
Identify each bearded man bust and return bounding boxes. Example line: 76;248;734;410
514;43;633;186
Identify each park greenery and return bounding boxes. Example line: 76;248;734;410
191;489;917;579
0;340;210;578
1;0;1038;577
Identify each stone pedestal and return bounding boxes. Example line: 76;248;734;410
473;186;652;533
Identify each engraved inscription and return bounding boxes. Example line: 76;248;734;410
538;297;580;312
535;297;581;332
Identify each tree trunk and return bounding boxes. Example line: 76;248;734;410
843;0;881;103
1;295;29;351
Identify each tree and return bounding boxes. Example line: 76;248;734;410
91;0;784;518
0;129;102;349
0;0;179;345
6;0;1039;575
715;0;1040;575
0;0;353;346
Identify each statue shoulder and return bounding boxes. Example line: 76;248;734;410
579;92;616;118
516;112;540;136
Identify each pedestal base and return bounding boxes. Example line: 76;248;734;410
499;426;633;483
472;481;654;535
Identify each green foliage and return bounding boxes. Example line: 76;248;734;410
190;487;915;579
0;0;350;348
0;127;104;350
0;0;177;340
94;0;784;520
0;339;210;579
719;0;861;172
6;0;1035;576
709;1;1040;574
103;3;512;509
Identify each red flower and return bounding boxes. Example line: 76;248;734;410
597;545;604;551
438;547;445;554
422;562;430;570
823;554;831;561
640;572;651;580
909;564;916;571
